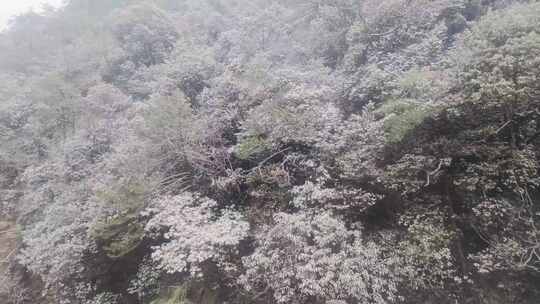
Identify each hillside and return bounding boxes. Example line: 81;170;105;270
0;0;539;303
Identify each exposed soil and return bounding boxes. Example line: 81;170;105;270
0;220;18;302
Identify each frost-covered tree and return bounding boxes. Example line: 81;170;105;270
2;0;540;303
145;192;249;277
240;211;398;304
108;4;178;67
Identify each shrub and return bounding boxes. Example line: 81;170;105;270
233;136;270;160
240;211;398;304
145;193;249;277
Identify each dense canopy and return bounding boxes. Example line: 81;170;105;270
0;1;539;304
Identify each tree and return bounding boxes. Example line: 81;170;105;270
145;192;249;277
108;4;179;67
240;211;398;304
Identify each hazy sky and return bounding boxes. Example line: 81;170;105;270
0;0;64;30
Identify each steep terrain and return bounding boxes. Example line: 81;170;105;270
0;0;539;303
0;221;18;302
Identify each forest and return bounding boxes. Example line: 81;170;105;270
0;0;539;303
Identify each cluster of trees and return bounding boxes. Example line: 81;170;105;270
0;0;539;303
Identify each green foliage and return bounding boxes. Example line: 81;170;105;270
91;212;144;259
377;67;447;143
150;284;218;304
380;100;436;143
151;286;191;304
91;180;147;258
234;136;270;160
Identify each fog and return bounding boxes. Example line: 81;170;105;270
0;0;63;30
